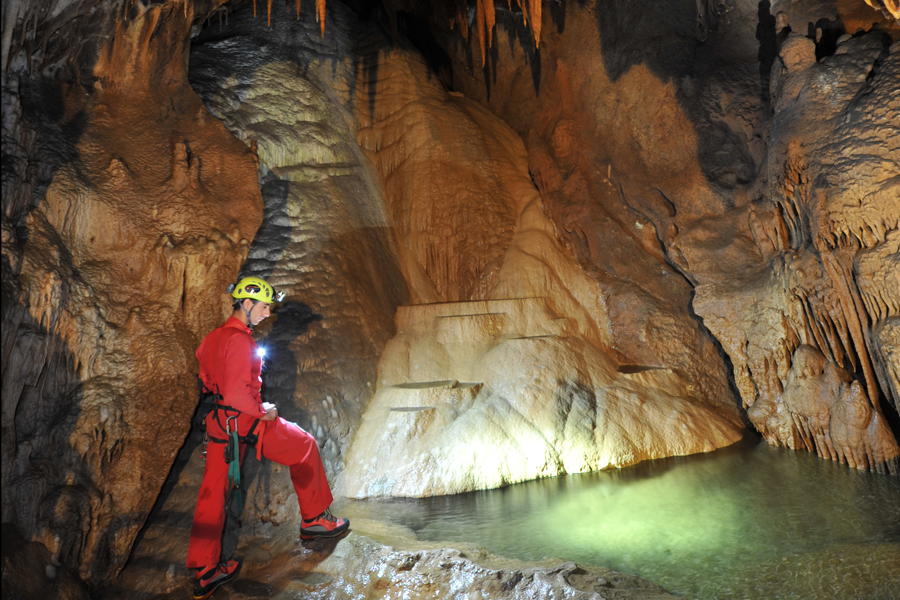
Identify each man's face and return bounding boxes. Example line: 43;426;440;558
247;300;271;325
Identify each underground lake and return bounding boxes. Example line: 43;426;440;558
341;436;900;600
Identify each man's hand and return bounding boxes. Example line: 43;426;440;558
261;402;278;421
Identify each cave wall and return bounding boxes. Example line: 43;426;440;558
188;4;407;481
1;0;899;594
340;27;744;497
438;0;900;472
2;0;262;588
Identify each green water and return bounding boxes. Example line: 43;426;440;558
349;438;900;599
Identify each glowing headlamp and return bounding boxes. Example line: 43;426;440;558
256;347;267;359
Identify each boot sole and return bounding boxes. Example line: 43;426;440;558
300;526;350;540
193;561;242;599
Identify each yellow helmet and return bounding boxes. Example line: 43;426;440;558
228;276;285;304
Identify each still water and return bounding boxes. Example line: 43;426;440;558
348;437;900;599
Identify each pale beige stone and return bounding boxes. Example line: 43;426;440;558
341;42;743;498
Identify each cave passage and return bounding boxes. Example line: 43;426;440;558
340;436;900;600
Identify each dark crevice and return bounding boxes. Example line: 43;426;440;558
397;11;453;87
618;182;747;424
811;17;845;61
756;0;777;105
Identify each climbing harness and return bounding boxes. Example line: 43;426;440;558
224;415;244;517
197;379;261;521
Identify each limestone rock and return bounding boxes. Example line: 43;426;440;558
341;296;742;498
188;6;406;489
106;522;679;600
696;30;900;472
445;0;748;436
340;34;743;497
311;534;679;600
747;344;898;469
2;1;262;586
440;0;899;472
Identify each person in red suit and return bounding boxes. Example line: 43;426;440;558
187;276;348;599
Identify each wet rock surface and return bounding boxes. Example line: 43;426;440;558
104;516;680;600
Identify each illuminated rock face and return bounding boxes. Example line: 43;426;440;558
340;39;744;496
444;1;899;473
342;297;742;497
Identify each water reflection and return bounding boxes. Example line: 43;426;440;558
346;437;900;599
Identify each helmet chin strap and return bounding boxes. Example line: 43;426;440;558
241;300;259;330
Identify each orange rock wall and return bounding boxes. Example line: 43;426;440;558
444;0;899;471
2;0;262;587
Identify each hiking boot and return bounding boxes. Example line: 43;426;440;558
300;508;350;540
193;558;242;599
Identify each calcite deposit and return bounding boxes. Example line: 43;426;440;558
341;297;743;497
443;0;900;473
695;31;900;472
339;30;744;496
2;0;263;587
2;0;899;596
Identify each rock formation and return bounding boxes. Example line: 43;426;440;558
438;0;900;473
1;0;898;595
2;0;263;587
97;518;680;600
339;36;744;495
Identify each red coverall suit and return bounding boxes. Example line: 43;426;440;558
186;316;333;568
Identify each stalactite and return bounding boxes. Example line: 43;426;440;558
528;0;542;47
475;0;486;66
463;0;543;67
267;0;272;26
820;304;845;367
472;0;497;67
296;0;300;20
483;0;495;49
317;0;326;36
830;293;855;370
821;253;879;407
456;2;468;40
799;294;829;360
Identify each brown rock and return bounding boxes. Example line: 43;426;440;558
2;1;261;586
440;1;899;472
341;41;743;497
